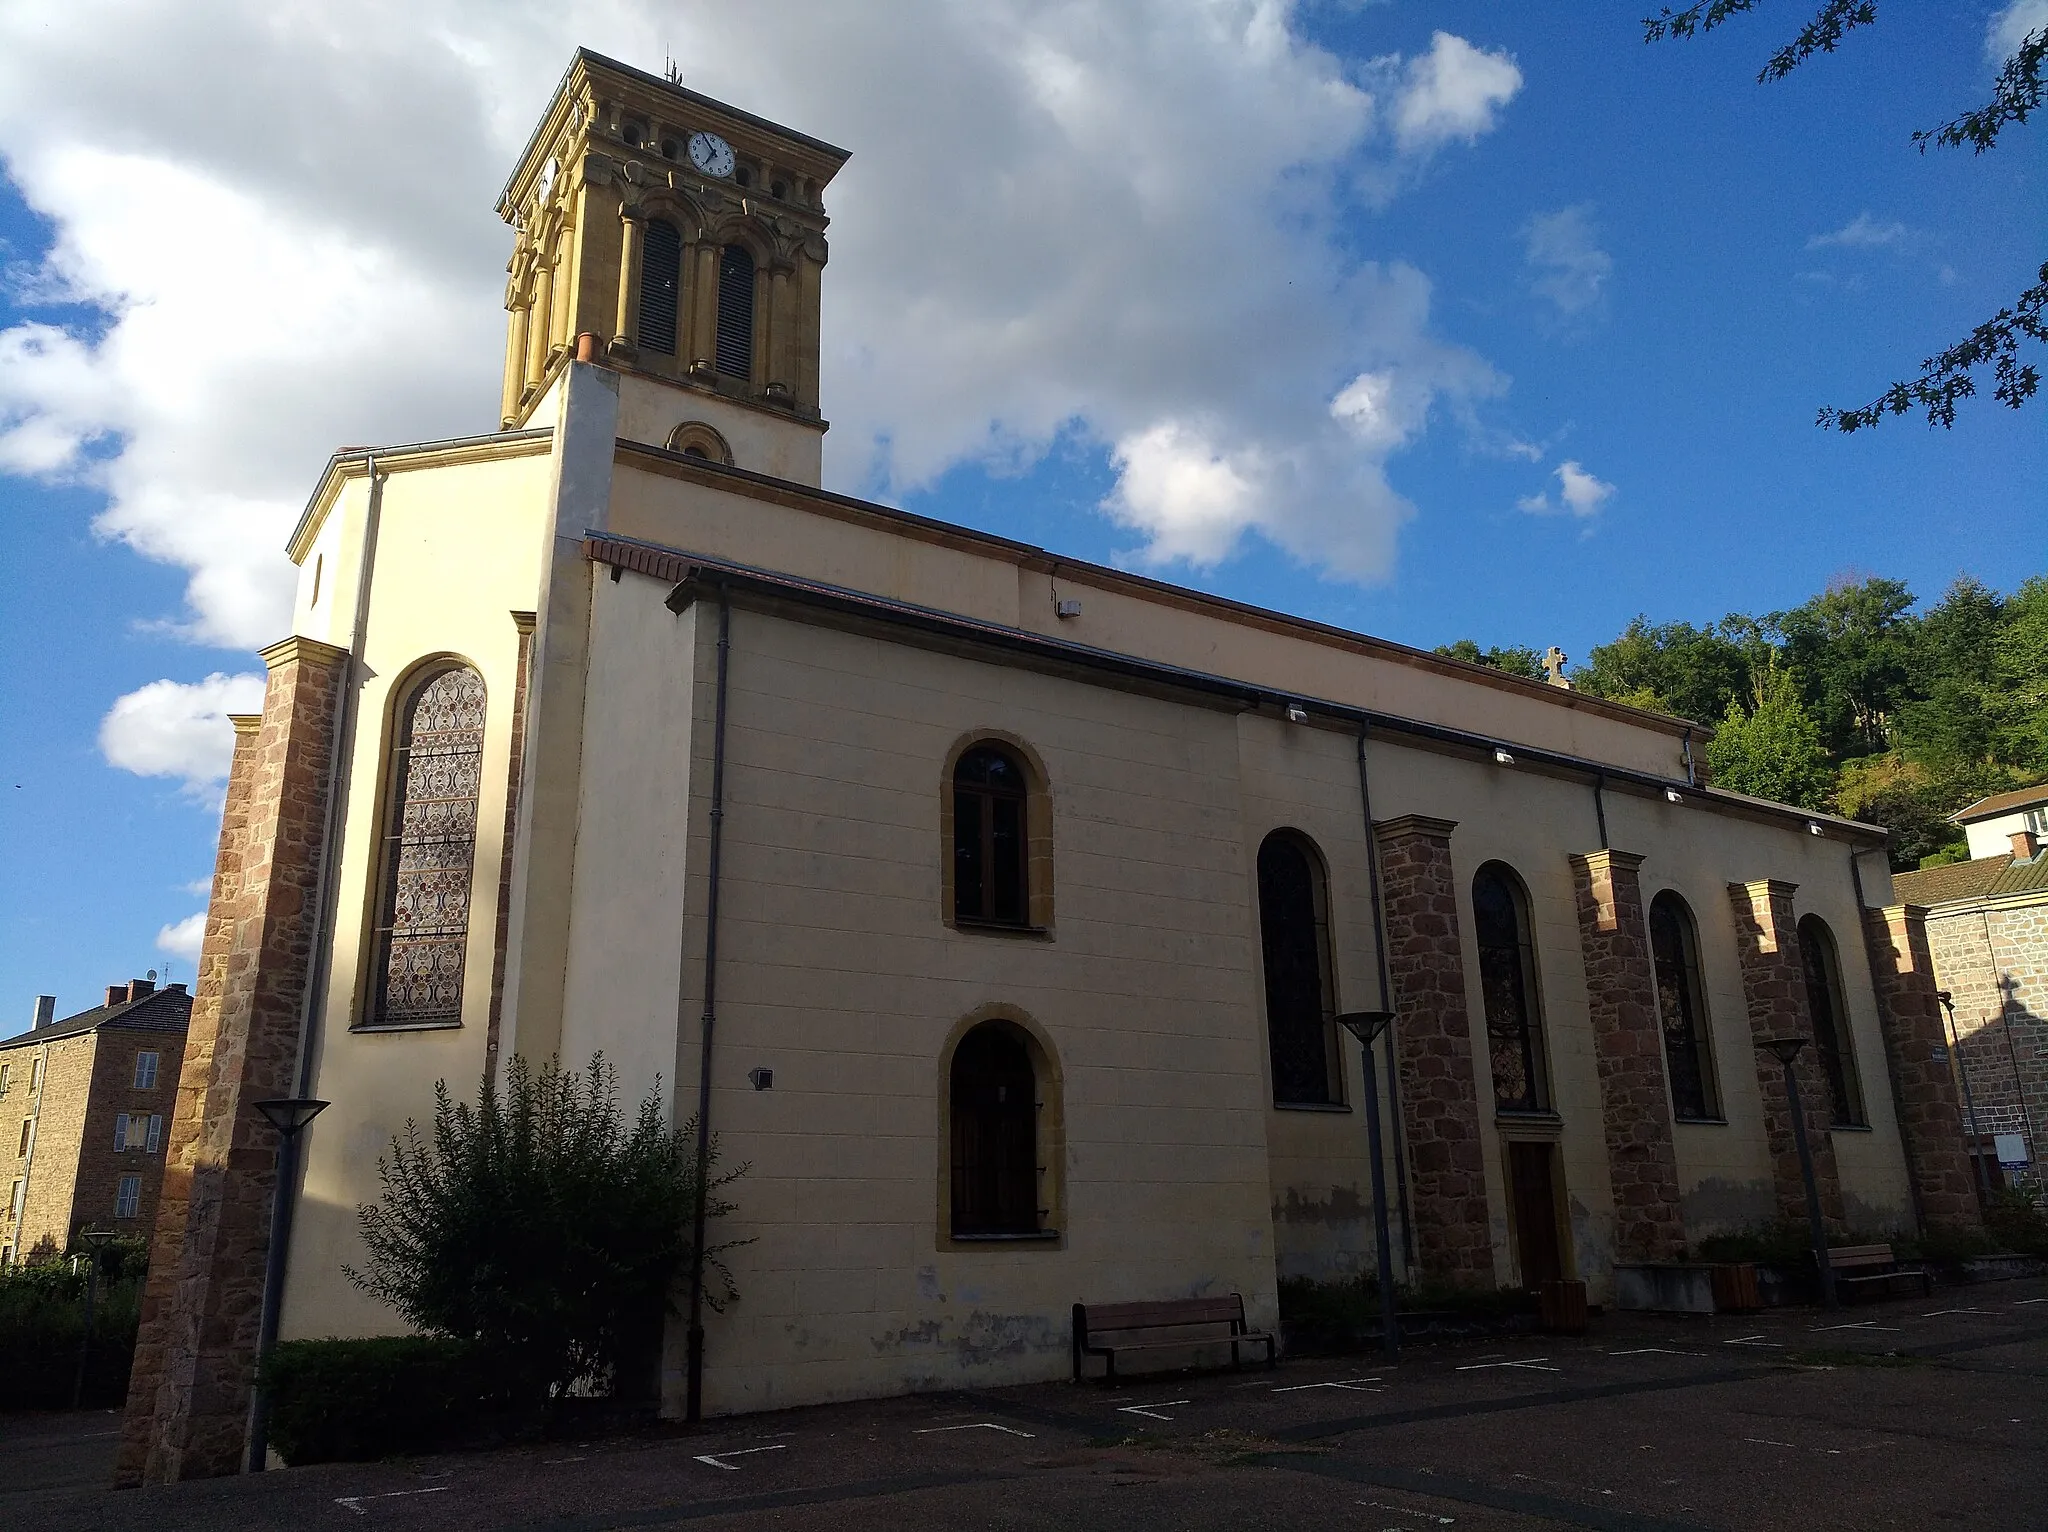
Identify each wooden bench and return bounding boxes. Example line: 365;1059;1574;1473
1829;1243;1931;1304
1071;1295;1276;1382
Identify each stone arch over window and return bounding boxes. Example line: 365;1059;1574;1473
362;659;487;1030
1649;890;1720;1120
1797;914;1865;1126
940;732;1053;933
665;420;734;464
936;1006;1064;1246
1255;829;1341;1106
1473;861;1550;1112
714;242;755;379
638;217;682;355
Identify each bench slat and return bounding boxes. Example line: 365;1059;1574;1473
1086;1299;1242;1328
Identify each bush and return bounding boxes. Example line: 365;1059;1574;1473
1278;1273;1533;1351
260;1336;534;1464
1688;1223;1818;1267
1984;1188;2048;1257
0;1261;140;1410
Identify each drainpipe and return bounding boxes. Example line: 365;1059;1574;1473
1355;724;1415;1274
1680;728;1696;789
1593;770;1609;851
249;452;384;1472
681;586;733;1422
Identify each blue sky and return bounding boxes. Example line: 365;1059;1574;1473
0;2;2039;1028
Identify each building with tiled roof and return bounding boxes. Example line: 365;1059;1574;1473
1;979;190;1265
1955;783;2048;862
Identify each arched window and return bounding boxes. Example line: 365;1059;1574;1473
367;664;486;1029
1649;892;1719;1120
949;1022;1040;1236
715;243;754;378
1474;863;1548;1112
638;218;681;355
1256;831;1339;1105
953;744;1029;926
1798;915;1865;1126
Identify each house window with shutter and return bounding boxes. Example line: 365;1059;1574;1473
716;244;754;378
115;1175;141;1219
638;218;681;354
133;1051;159;1090
365;663;487;1029
145;1114;163;1153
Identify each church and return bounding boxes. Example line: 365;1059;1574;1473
117;50;1981;1481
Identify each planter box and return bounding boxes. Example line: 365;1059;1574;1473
1612;1263;1716;1315
1539;1279;1588;1334
1961;1253;2048;1283
1711;1262;1762;1313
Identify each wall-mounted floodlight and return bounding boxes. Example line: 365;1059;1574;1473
1807;820;1824;836
1665;788;1684;804
1493;748;1515;767
1286;704;1309;724
1055;599;1082;619
748;1067;774;1091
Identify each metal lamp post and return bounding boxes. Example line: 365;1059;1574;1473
1757;1039;1837;1310
1933;990;1994;1201
71;1225;117;1408
247;1097;328;1471
1336;1010;1400;1359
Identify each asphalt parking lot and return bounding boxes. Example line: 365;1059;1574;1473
8;1277;2045;1532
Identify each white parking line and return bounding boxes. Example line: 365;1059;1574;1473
1608;1347;1702;1357
1455;1357;1559;1372
914;1423;1035;1437
1722;1335;1782;1347
2014;1298;2048;1306
1360;1501;1456;1524
1271;1378;1383;1392
335;1487;449;1515
1744;1437;1797;1449
1921;1308;1993;1318
693;1444;789;1470
1810;1321;1900;1332
1118;1400;1190;1420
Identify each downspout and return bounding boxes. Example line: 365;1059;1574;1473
1847;844;1927;1236
1681;728;1696;789
251;453;384;1470
1593;770;1609;851
682;586;733;1423
1355;724;1415;1273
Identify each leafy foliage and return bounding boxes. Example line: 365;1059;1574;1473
349;1053;747;1403
1644;3;2046;431
1433;639;1545;679
0;1257;140;1409
1706;662;1835;809
259;1336;533;1464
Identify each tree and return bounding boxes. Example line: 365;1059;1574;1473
1988;575;2048;772
1645;1;2046;431
1433;639;1545;679
1572;616;1758;723
349;1053;746;1403
1705;661;1834;808
1772;575;1915;757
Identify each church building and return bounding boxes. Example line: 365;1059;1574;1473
118;51;1981;1481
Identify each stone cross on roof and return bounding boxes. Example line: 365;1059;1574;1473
1542;646;1571;689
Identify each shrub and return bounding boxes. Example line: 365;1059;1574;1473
259;1336;532;1464
1688;1222;1818;1267
348;1053;746;1408
0;1260;140;1410
1984;1188;2048;1258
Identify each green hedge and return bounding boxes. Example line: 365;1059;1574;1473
0;1264;139;1410
258;1336;542;1465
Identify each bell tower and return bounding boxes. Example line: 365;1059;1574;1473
497;51;849;480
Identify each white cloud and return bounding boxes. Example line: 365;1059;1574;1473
98;672;266;799
1517;459;1614;519
180;878;215;897
155;913;207;964
1522;205;1611;318
0;1;1526;666
1806;212;1916;251
1989;0;2048;61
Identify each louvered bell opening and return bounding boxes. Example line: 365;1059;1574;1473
716;244;754;379
638;219;682;355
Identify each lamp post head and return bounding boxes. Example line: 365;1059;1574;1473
1336;1010;1396;1047
78;1225;117;1250
253;1098;330;1137
1934;989;1954;1010
1758;1037;1808;1067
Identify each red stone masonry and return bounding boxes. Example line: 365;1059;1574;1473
1861;904;1983;1233
1569;850;1684;1261
1375;815;1494;1286
118;636;345;1484
1726;879;1846;1233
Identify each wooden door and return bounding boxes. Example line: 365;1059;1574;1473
1508;1141;1565;1290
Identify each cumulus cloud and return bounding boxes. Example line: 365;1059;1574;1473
98;672;266;799
1806;213;1916;251
1517;460;1614;519
1521;205;1611;318
0;0;1527;660
155;913;207;963
1989;0;2048;61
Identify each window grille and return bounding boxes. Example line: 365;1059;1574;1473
369;665;486;1028
114;1175;141;1219
1798;916;1865;1126
1474;864;1547;1112
716;244;754;378
1256;831;1338;1105
639;218;681;355
1649;893;1718;1119
133;1051;158;1090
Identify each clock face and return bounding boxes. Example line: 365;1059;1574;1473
687;131;735;178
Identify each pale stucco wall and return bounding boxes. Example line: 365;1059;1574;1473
614;371;824;486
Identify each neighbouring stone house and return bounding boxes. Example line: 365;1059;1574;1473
1;980;191;1266
1894;796;2048;1193
120;49;1981;1483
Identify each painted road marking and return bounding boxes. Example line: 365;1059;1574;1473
1810;1321;1900;1332
1118;1400;1191;1420
1272;1378;1384;1392
1744;1437;1797;1449
1921;1308;1993;1317
693;1444;789;1470
1455;1357;1559;1373
2014;1298;2048;1306
1360;1501;1456;1524
914;1423;1035;1438
1607;1347;1701;1357
1722;1334;1781;1347
335;1487;449;1514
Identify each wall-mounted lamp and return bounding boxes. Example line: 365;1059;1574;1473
748;1067;774;1091
1286;704;1309;724
1807;820;1824;836
1665;788;1684;804
1055;598;1082;619
1493;747;1515;767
